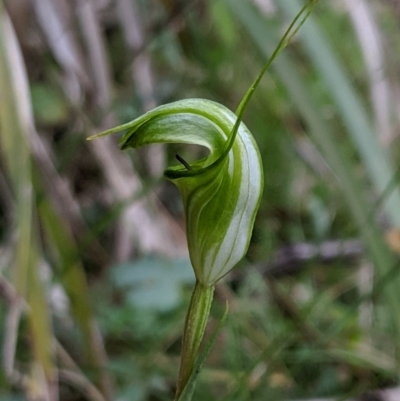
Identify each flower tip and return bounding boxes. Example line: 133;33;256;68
86;131;109;141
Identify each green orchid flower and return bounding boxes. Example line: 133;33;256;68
96;98;263;286
90;98;263;398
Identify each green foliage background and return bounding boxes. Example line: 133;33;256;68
1;0;400;400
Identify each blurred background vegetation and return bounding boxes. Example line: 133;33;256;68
1;0;400;400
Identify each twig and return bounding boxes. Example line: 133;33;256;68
58;369;107;401
0;278;25;382
254;238;363;278
56;342;107;401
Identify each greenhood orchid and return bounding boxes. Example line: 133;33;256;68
95;99;263;286
88;1;318;398
89;98;263;400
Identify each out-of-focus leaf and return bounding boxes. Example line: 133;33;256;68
209;0;237;49
112;256;195;312
31;83;69;125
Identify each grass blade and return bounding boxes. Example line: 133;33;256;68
279;0;400;227
0;2;55;392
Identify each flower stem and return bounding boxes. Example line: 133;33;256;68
175;281;214;400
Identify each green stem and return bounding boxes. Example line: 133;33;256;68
226;0;319;156
175;281;214;400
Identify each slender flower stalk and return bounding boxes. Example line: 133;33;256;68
176;282;214;399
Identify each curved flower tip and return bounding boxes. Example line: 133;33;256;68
96;99;264;286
